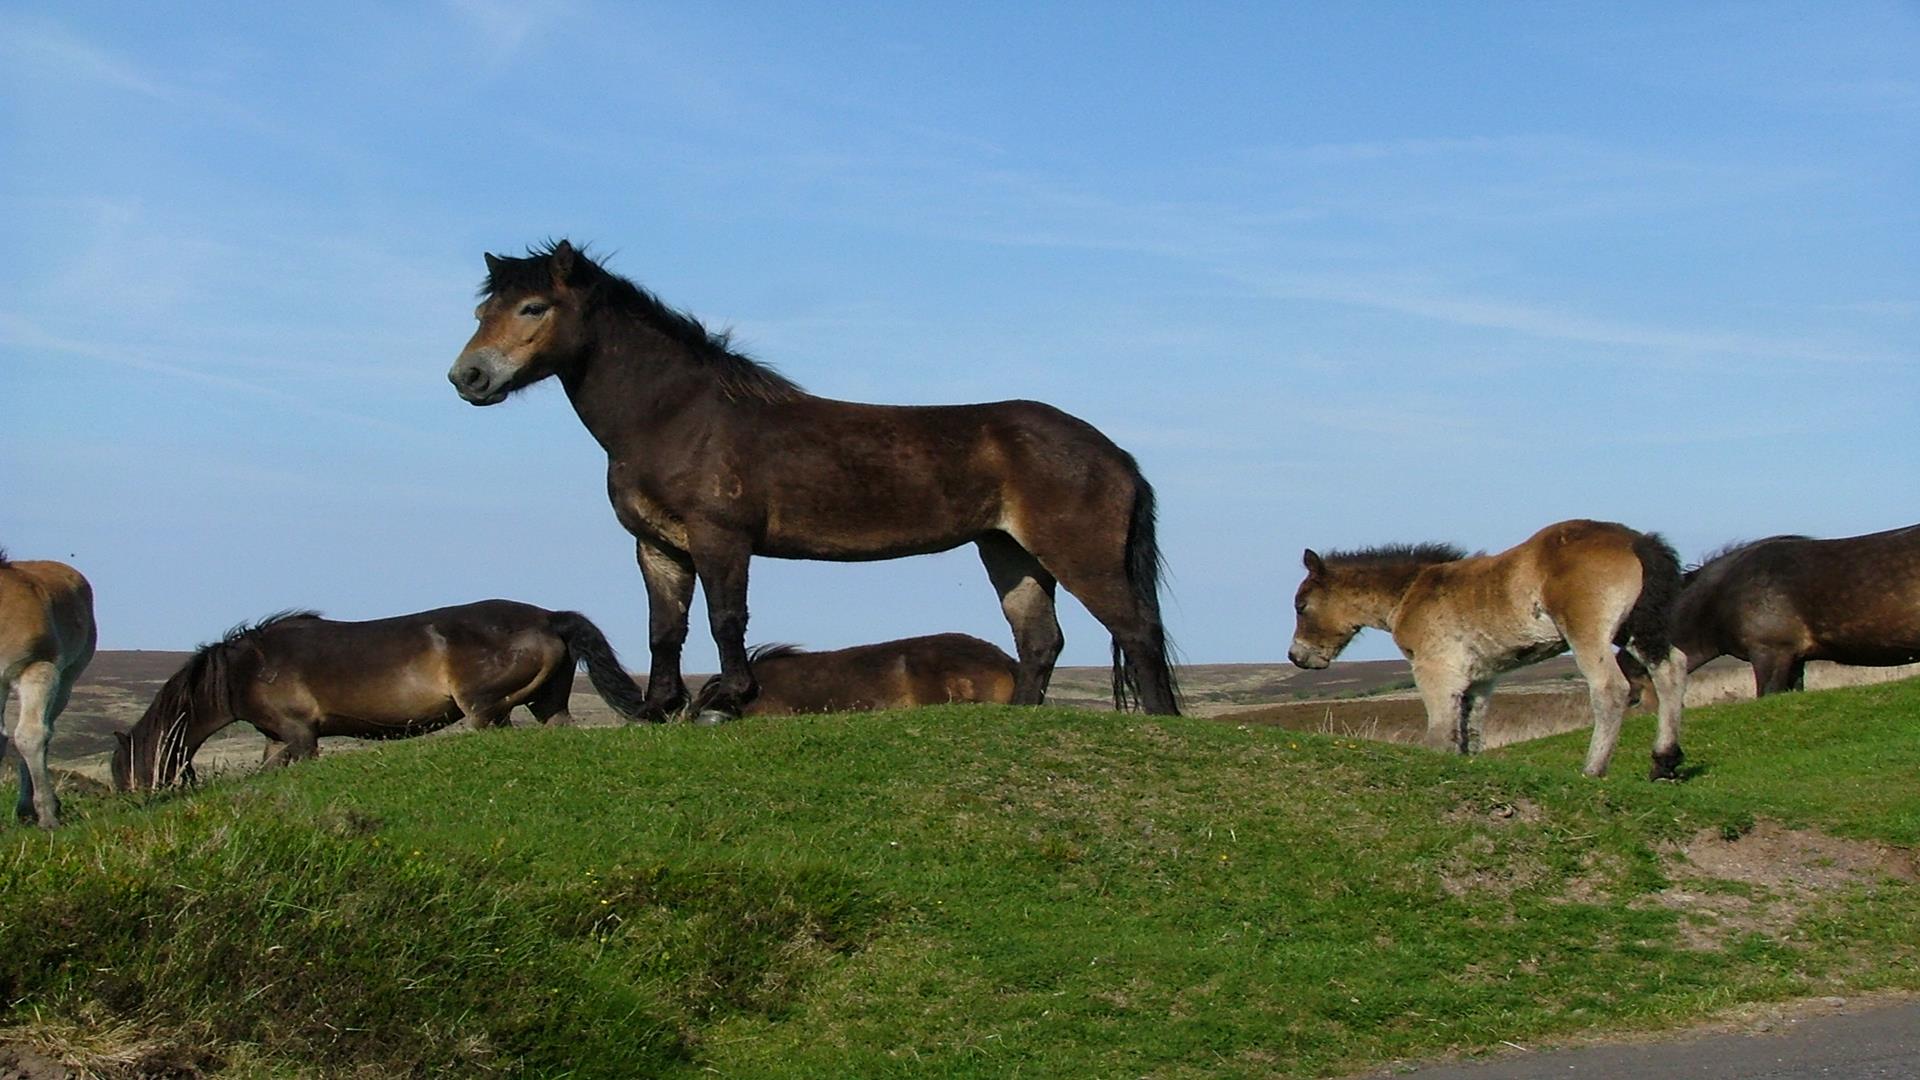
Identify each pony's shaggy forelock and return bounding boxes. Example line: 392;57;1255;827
480;241;804;405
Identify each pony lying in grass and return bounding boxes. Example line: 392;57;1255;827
1653;523;1920;696
112;601;648;791
1;549;97;826
1287;519;1688;779
688;633;1017;718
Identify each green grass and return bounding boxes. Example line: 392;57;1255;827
4;679;1919;1077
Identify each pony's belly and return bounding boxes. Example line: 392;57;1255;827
1473;619;1568;678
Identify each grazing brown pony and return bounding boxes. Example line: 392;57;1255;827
0;550;97;826
1663;524;1920;695
688;633;1018;717
448;241;1179;722
1287;520;1688;779
111;601;647;791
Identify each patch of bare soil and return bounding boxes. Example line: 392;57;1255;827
1646;819;1917;950
0;1045;69;1080
0;1036;211;1080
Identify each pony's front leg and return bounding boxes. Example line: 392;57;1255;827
254;716;319;770
637;539;695;722
1412;664;1474;755
1642;644;1688;780
689;534;758;724
1460;679;1496;756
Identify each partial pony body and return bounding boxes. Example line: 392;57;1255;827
448;242;1179;722
1670;523;1920;695
691;633;1018;717
113;600;646;791
1289;520;1687;780
0;552;97;826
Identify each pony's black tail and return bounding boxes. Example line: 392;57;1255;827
1619;531;1682;661
548;611;651;722
1112;476;1183;715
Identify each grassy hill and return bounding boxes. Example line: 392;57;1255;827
3;681;1918;1078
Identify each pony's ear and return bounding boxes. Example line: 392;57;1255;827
550;240;577;285
114;730;131;748
1302;549;1326;576
483;252;503;276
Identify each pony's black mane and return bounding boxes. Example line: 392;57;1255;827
746;642;806;664
1321;542;1468;568
1691;535;1813;572
0;547;9;568
218;608;322;646
483;241;805;405
127;610;324;788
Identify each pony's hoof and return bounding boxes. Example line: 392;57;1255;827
693;709;736;727
1650;747;1685;782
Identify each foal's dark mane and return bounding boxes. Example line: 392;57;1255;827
484;241;804;405
0;547;10;568
1321;542;1468;568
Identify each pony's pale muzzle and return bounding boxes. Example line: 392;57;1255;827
448;350;512;405
1288;641;1333;669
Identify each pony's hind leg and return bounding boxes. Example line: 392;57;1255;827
1005;533;1177;715
976;533;1064;705
526;662;577;726
9;662;63;826
1566;634;1633;778
1750;649;1805;697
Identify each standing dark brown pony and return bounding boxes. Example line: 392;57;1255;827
1661;524;1920;695
447;241;1179;722
688;633;1018;717
111;601;647;791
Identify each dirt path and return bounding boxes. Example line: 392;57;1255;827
1367;994;1920;1079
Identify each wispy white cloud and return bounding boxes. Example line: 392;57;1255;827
1228;269;1902;369
0;17;176;100
0;311;419;436
441;0;572;63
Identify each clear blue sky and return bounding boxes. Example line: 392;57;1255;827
4;2;1916;666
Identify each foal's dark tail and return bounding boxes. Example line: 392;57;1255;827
1112;477;1184;715
548;611;651;722
1618;531;1682;662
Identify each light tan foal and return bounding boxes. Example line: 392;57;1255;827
0;552;97;826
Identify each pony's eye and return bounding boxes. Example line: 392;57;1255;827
520;302;550;317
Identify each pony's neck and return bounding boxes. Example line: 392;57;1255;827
560;313;720;455
1345;562;1434;632
146;707;236;787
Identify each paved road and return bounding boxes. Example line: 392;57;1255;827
1380;999;1920;1079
